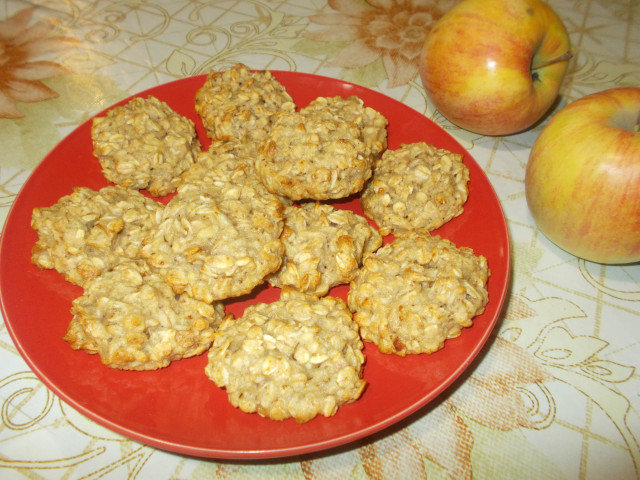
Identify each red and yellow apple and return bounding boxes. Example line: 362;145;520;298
525;87;640;264
419;0;572;136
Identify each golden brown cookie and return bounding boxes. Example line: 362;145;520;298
255;95;388;200
361;142;469;235
194;63;295;145
64;260;227;370
347;230;489;356
91;96;201;197
205;288;366;423
141;150;285;303
31;185;162;286
267;202;382;296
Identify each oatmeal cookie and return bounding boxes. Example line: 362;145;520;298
64;260;227;370
194;63;295;145
205;288;366;423
31;185;162;286
141;152;285;303
91;96;201;197
361;142;469;235
347;230;489;356
255;95;388;201
267;203;382;296
179;140;293;206
179;140;258;187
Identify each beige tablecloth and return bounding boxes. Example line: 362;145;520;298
0;0;638;478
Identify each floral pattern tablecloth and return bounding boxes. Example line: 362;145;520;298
0;0;639;479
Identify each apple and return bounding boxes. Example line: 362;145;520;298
419;0;572;136
525;87;640;264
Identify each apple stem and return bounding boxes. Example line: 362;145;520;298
531;50;574;70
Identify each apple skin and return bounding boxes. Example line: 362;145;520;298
419;0;571;136
525;87;640;265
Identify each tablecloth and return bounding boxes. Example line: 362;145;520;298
0;0;638;478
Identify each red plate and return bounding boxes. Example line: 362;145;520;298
0;72;509;459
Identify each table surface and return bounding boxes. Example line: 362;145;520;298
0;0;638;479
